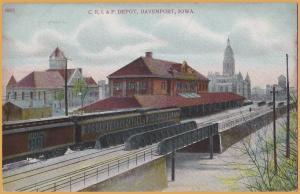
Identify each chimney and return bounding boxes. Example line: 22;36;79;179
145;52;153;58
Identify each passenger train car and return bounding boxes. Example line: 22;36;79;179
3;107;180;164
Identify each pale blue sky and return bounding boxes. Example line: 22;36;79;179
3;3;297;89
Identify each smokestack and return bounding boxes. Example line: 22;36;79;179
145;52;153;58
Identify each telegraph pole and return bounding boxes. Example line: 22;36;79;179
286;54;290;158
272;86;278;175
65;59;68;116
171;139;176;181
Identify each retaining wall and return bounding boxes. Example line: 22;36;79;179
79;156;168;192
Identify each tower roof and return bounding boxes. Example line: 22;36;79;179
224;38;234;56
278;74;286;80
245;72;250;81
49;47;67;59
7;75;17;87
223;37;235;76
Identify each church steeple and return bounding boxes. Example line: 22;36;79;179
223;37;235;76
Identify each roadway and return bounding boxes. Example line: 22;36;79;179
2;102;274;192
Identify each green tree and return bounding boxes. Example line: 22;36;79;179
234;99;298;191
56;90;64;109
72;79;89;108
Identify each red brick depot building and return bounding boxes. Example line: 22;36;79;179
108;52;209;97
80;52;245;117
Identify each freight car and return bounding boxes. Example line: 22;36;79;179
257;101;266;106
2;107;180;164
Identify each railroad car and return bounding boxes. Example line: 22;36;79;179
242;100;253;106
257;101;266;106
2;107;180;164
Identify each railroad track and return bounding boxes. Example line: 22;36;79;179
3;145;125;184
11;144;158;192
5;104;274;192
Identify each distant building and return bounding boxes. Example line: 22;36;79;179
251;87;266;101
278;74;287;89
5;47;99;114
98;80;110;100
3;101;52;121
207;38;251;99
266;74;287;101
107;51;209;97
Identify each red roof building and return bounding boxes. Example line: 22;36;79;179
79;52;246;117
108;52;209;97
16;71;65;89
5;47;99;110
84;77;98;87
80;92;245;118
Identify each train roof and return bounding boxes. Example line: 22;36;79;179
3;106;180;130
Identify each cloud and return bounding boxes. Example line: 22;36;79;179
3;15;165;70
229;18;289;58
152;16;225;54
75;16;163;53
3;8;297;88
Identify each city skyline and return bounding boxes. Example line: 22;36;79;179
3;3;297;91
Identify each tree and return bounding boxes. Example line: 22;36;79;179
230;98;298;191
72;79;89;108
56;90;64;109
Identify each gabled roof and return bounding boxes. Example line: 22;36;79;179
46;69;76;82
49;47;67;59
16;71;65;89
84;77;98;86
108;56;208;81
7;75;17;87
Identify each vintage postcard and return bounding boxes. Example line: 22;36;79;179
2;2;298;192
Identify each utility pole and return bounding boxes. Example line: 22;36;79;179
271;85;278;175
171;139;175;181
65;59;69;116
209;127;214;159
286;53;290;158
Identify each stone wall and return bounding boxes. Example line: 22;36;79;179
180;105;291;153
219;105;289;152
79;156;168;192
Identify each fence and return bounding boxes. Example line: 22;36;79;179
157;123;218;155
218;104;291;131
125;121;197;150
16;146;159;192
